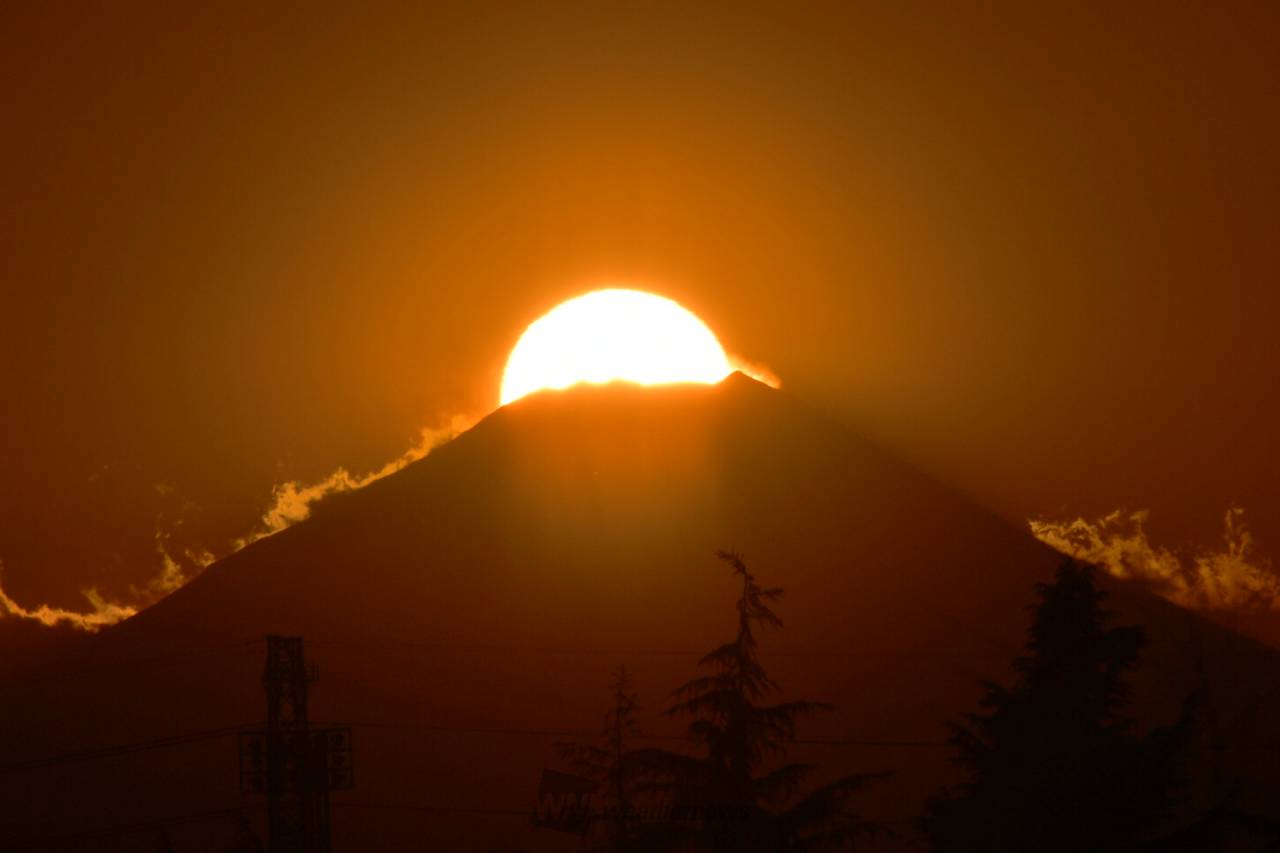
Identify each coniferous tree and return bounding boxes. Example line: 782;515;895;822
226;813;265;853
923;559;1197;853
558;665;645;849
632;550;884;852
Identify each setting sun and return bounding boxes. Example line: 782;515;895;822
499;289;733;405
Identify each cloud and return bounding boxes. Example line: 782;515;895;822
130;528;215;600
0;526;208;633
728;355;782;389
1030;507;1280;611
0;414;475;631
231;414;476;549
0;561;138;631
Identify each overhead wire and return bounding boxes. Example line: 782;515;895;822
0;723;252;774
0;639;261;693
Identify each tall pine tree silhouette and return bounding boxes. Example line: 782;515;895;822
924;559;1197;852
631;550;884;852
557;665;645;849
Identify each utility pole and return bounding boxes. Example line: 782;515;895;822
240;636;352;853
263;635;327;853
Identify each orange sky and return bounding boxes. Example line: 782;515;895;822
1;2;1278;610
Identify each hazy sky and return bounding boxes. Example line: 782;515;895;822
2;2;1278;610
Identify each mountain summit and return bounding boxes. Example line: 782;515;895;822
3;375;1277;849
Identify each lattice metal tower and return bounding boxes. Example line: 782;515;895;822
262;635;330;853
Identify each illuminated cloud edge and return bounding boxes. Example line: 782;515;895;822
1030;507;1280;611
0;414;475;632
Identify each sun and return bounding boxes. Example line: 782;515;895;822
500;289;733;405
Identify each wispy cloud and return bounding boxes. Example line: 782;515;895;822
0;414;475;631
131;528;216;600
728;355;781;389
1030;507;1280;611
0;561;138;631
231;415;474;549
0;526;214;633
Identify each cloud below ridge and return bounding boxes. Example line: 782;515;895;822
0;414;475;632
1030;507;1280;611
0;562;138;631
230;414;474;549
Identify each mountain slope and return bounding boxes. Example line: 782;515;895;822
3;374;1277;850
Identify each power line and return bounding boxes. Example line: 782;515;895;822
29;806;248;845
329;801;928;829
306;635;1011;660
0;632;1002;697
0;639;259;693
0;718;947;778
319;720;950;749
16;709;1280;779
0;723;251;774
332;802;528;818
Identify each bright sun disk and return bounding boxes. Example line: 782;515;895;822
500;289;733;405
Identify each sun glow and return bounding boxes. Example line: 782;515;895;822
500;289;734;405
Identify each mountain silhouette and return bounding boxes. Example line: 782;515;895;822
3;374;1278;850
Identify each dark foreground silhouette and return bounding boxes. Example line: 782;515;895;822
552;551;885;852
924;560;1199;852
540;555;1280;853
4;379;1280;850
